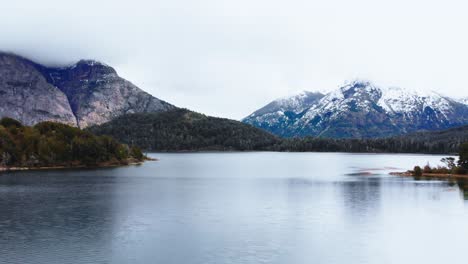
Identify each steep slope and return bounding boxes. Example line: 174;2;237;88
243;91;324;136
295;81;397;137
244;80;468;138
88;109;280;151
0;53;77;126
0;52;175;128
42;60;175;127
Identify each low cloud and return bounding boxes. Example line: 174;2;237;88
2;0;468;119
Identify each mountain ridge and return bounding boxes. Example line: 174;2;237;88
88;109;280;151
243;80;468;138
0;52;175;128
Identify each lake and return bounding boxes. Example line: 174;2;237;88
1;152;467;264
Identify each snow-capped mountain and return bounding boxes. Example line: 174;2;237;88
243;80;468;138
244;91;324;136
458;97;468;105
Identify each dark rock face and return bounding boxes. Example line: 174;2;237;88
244;80;468;138
0;53;76;126
44;60;175;127
0;52;175;127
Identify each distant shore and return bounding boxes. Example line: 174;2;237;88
0;157;156;173
390;171;468;180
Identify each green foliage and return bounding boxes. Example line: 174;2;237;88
459;142;468;169
453;166;467;175
411;144;468;176
413;166;422;176
441;157;456;170
88;109;280;151
0;117;23;128
130;146;144;160
269;126;468;154
423;164;432;173
88;109;468;155
0;118;144;168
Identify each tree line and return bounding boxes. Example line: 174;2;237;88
412;142;468;176
89;109;468;154
0;117;144;169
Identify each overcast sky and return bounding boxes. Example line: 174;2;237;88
2;0;468;119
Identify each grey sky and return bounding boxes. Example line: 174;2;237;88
2;0;468;119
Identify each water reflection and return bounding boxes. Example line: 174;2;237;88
1;153;467;264
340;178;382;220
411;176;468;201
456;180;468;200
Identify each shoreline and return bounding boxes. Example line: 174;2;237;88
147;150;457;155
0;157;156;173
390;171;468;180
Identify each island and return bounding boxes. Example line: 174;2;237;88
0;117;147;172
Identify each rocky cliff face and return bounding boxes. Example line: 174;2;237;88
43;60;175;127
0;52;175;127
244;80;468;138
0;53;76;126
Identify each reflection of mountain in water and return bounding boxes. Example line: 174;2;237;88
412;176;468;201
340;178;382;220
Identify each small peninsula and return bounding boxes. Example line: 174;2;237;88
392;142;468;179
0;117;146;172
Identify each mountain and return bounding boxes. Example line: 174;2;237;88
89;108;467;154
244;91;324;136
0;52;77;126
0;52;175;127
243;80;468;138
88;109;280;151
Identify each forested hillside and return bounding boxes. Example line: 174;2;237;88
88;109;280;151
269;125;468;154
0;118;144;169
90;109;468;154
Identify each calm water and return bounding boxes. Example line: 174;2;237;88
1;152;467;264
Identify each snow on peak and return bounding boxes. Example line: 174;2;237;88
76;59;110;67
244;90;324;122
457;97;468;105
62;60;111;70
271;90;324;112
377;86;452;116
243;79;468;138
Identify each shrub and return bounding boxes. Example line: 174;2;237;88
423;164;432;173
130;146;145;161
413;166;422;176
453;166;467;175
0;117;23;128
441;157;456;170
459;142;468;170
432;166;450;174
